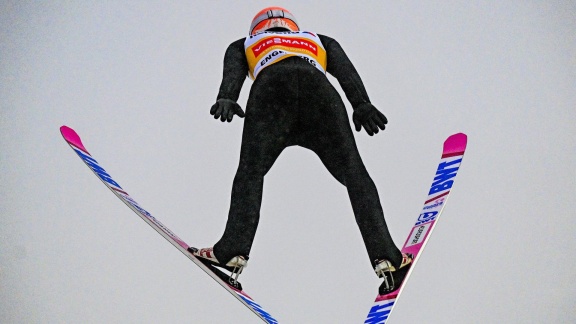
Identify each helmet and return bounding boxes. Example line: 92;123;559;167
249;7;299;35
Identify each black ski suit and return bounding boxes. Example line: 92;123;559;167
211;33;402;269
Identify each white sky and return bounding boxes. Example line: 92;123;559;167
1;1;575;323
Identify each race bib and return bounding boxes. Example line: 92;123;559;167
245;31;327;79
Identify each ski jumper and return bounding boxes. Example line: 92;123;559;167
212;31;402;269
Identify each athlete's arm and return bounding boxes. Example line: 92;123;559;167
319;34;371;108
211;38;248;122
320;34;387;135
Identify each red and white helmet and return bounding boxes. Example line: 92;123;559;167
249;7;299;35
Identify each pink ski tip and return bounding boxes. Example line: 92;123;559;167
442;133;467;158
60;125;89;154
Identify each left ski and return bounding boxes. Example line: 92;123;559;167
60;125;278;324
364;133;467;324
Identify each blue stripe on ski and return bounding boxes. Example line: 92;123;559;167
61;125;278;323
365;300;395;324
363;133;467;324
238;294;279;324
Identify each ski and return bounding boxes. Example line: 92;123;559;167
364;133;468;324
60;126;278;324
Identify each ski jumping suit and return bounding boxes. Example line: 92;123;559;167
212;31;402;268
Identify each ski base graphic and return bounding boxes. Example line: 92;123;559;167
365;133;467;324
60;125;278;324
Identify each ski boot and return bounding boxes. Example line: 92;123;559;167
374;253;413;295
188;247;248;285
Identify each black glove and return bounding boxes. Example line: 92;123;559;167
352;103;388;136
210;98;245;122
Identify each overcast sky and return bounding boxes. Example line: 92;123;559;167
1;1;575;323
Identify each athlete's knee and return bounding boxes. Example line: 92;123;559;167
345;167;375;188
233;163;267;184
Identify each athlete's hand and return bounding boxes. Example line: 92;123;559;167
352;103;388;136
210;98;245;122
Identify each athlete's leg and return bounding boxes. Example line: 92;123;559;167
299;74;402;268
213;69;297;263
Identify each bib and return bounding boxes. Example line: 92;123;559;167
244;31;327;79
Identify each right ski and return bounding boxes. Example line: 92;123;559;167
60;125;278;324
364;133;468;324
